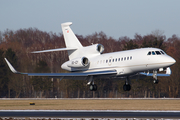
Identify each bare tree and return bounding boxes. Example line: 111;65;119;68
151;29;165;40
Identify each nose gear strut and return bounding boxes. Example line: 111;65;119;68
153;70;159;84
123;76;131;91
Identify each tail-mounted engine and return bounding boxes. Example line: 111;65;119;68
82;44;104;54
97;44;104;54
61;44;105;71
66;57;90;68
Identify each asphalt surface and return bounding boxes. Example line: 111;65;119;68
0;110;180;118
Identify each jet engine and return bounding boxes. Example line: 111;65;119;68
82;44;104;54
67;57;90;68
96;44;104;54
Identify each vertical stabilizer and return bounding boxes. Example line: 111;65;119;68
61;22;83;48
61;22;83;60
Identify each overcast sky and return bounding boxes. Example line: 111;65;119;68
0;0;180;39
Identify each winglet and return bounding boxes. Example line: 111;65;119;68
4;58;19;74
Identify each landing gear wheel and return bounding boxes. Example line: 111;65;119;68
153;79;159;84
89;84;97;91
90;85;94;91
93;84;97;91
123;84;131;91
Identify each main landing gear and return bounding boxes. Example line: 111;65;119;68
123;76;131;91
89;84;97;91
87;76;97;91
123;84;131;91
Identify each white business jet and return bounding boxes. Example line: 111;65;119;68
5;22;176;91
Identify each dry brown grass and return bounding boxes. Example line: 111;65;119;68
0;99;180;110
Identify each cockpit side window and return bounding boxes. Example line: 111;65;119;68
152;51;156;55
160;51;165;55
155;51;161;55
147;51;151;55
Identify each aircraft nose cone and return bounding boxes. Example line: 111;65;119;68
163;56;176;67
171;58;176;64
168;56;176;65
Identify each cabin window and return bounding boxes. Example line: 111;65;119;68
116;58;117;62
109;59;111;62
112;59;114;62
130;56;132;60
152;51;156;55
127;57;129;60
155;51;161;55
124;57;126;61
147;51;151;55
118;58;120;61
106;60;108;63
121;58;123;61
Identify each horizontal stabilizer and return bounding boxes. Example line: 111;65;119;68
31;48;77;53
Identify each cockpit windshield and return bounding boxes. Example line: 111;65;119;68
147;51;166;55
155;51;161;55
152;51;156;55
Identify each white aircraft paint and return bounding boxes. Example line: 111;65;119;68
4;22;176;91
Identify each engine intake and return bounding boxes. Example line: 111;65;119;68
67;57;89;68
97;44;104;54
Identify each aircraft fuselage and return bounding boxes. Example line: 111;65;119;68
62;48;176;77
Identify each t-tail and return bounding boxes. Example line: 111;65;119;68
31;22;84;60
61;22;83;60
31;22;104;62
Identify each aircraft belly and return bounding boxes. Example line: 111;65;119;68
116;67;133;76
123;64;148;74
146;63;170;70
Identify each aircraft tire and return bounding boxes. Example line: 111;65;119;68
90;85;94;91
93;84;97;91
123;84;131;91
89;84;97;91
123;84;126;91
153;79;159;84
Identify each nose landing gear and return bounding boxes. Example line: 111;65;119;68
123;76;131;91
87;76;97;91
153;79;159;84
153;70;159;84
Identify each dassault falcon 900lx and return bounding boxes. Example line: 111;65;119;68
5;22;176;91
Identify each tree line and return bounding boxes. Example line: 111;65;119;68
0;28;179;98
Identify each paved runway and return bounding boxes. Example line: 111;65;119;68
0;110;180;118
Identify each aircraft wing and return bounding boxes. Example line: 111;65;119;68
26;70;117;77
139;67;171;77
4;58;117;77
139;72;170;76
